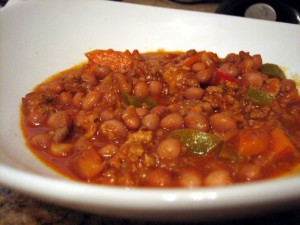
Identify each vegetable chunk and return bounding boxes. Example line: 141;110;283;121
69;150;104;181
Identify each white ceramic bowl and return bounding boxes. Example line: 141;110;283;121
0;0;300;221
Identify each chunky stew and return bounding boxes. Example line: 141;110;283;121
21;49;300;187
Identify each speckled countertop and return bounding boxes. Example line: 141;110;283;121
1;0;300;224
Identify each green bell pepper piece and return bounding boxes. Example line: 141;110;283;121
246;87;275;106
169;129;221;156
260;63;286;80
122;93;157;108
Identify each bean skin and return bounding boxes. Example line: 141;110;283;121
100;109;114;121
47;111;72;130
72;92;84;108
123;116;141;130
209;113;237;133
160;113;183;130
74;137;93;152
184;112;209;132
94;65;112;79
156;138;181;160
145;168;174;187
184;87;204;100
98;144;118;158
27;109;48;127
242;72;264;89
135;108;149;118
58;92;73;105
142;113;160;131
114;72;133;94
252;54;262;70
82;91;102;111
100;119;127;140
191;62;206;72
31;133;52;150
52;126;70;143
150;106;169;118
238;163;262;181
196;69;212;84
133;81;149;98
280;79;296;92
149;81;163;97
178;169;202;188
204;169;232;187
219;63;239;77
49;143;73;157
122;106;141;130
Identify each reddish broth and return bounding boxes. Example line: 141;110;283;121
21;49;300;187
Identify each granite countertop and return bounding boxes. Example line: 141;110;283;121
1;0;300;224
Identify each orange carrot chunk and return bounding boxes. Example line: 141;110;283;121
183;52;202;67
236;128;270;157
269;128;296;162
85;49;133;72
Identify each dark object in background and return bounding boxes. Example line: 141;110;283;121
216;0;300;24
171;0;221;3
0;0;8;7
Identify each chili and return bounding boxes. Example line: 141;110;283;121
21;49;300;188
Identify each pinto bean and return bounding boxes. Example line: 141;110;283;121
225;53;240;63
52;126;70;143
122;106;141;130
133;81;149;98
114;72;133;94
179;169;202;188
252;54;262;69
142;113;160;131
49;143;73;157
47;81;64;94
31;133;52;150
47;111;72;130
123;116;140;130
184;87;204;100
201;51;217;67
242;72;264;89
72;92;84;108
238;163;263;181
150;106;169;118
204;169;232;187
82;73;98;87
27;109;48;127
160;113;183;130
191;62;206;72
280;79;296;92
100;109;114;121
58;92;73;105
156;138;181;160
146;168;174;187
219;63;239;77
74;137;93;152
100;119;127;140
98;144;118;158
82;91;102;111
149;81;163;97
94;65;112;79
209;113;237;133
135;108;149;118
196;69;212;84
184;112;209;132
